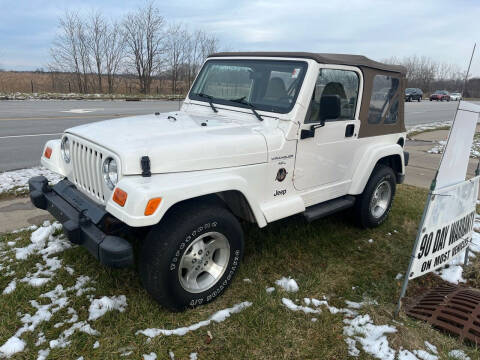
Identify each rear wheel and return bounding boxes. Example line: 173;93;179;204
139;199;244;310
354;164;396;228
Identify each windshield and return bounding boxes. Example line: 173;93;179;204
189;59;308;114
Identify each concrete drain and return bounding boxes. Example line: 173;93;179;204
406;284;480;344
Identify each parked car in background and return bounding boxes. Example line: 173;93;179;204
405;88;422;102
430;90;450;101
450;92;462;101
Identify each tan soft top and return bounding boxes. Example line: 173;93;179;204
209;52;406;74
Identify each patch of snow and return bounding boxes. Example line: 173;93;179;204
413;349;438;360
266;287;275;294
395;273;403;280
343;314;397;360
0;166;63;195
49;321;99;349
189;353;198;360
424;341;437;354
88;295;127;321
368;239;374;243
243;278;252;283
407;121;452;136
275;277;299;292
136;301;252;338
12;224;38;234
77;357;84;360
0;336;26;357
37;348;50;360
93;340;100;349
345;337;360;357
282;298;321;314
2;279;16;294
168;350;175;359
398;349;418;360
143;352;157;360
120;350;133;357
311;317;317;322
448;350;471;360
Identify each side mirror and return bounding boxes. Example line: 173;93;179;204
301;95;340;140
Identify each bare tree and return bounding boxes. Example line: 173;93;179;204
166;23;190;94
50;11;83;92
103;20;125;94
88;11;106;93
123;3;165;94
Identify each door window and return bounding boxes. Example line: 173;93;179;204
306;69;359;123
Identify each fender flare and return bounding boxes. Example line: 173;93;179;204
106;172;268;228
349;144;405;195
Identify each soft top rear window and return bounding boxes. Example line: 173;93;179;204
189;59;308;114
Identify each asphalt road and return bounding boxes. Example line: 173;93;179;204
0;99;478;172
0;100;181;171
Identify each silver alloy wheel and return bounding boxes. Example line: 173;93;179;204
369;180;392;219
178;232;230;293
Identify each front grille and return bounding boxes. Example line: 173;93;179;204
71;139;106;204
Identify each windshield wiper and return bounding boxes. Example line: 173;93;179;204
228;97;263;121
195;93;218;113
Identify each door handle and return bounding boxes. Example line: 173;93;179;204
345;124;355;137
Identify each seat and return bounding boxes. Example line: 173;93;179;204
264;77;288;102
322;82;347;99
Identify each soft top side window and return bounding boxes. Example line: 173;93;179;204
368;75;400;124
306;68;359;124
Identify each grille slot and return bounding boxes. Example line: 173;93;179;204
71;139;106;204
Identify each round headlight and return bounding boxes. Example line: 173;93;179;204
61;136;70;163
103;158;118;190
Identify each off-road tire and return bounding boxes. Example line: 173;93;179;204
139;199;244;311
354;164;396;228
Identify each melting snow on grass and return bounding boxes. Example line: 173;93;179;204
449;349;471;360
136;301;252;338
275;277;299;292
407;121;451;136
0;222;128;358
88;295;128;321
0;166;63;195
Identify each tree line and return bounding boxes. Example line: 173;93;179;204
49;3;220;95
383;55;478;95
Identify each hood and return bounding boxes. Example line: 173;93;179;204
66;111;269;175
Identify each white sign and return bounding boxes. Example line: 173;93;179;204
436;101;480;189
409;176;479;279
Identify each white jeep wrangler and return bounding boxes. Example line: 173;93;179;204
30;52;408;310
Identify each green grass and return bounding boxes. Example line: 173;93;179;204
1;185;479;359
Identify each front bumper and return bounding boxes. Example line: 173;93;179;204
29;176;134;268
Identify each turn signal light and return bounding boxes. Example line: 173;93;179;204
145;198;162;216
44;147;52;159
113;188;128;207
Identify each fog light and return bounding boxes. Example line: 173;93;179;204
113;188;127;207
44;147;52;159
144;198;162;216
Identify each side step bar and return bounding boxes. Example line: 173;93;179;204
304;195;356;222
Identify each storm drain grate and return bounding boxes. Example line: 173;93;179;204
406;284;480;344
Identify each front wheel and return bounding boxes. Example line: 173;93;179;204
139;199;244;311
354;164;396;228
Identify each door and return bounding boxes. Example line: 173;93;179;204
294;67;362;191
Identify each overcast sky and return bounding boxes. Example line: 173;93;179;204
0;0;479;76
